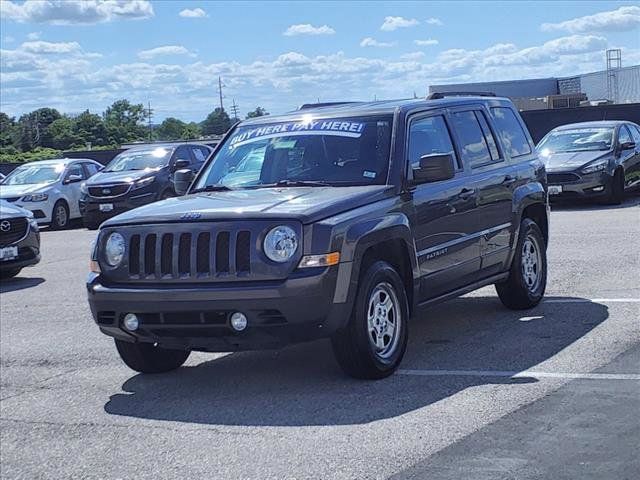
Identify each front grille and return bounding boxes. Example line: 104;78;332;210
0;217;28;247
547;172;581;184
127;229;252;279
88;183;130;198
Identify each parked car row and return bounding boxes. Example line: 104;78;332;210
0;143;212;230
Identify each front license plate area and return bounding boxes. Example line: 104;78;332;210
0;246;18;261
99;203;114;212
548;185;563;195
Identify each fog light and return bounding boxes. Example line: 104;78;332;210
230;312;248;331
123;313;139;331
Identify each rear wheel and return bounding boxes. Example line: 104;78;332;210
331;261;409;379
51;200;69;230
114;339;190;373
605;169;625;205
0;268;22;280
496;218;547;310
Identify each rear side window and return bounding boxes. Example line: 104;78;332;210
450;111;493;168
491;107;532;158
192;146;209;162
407;115;458;170
84;163;100;176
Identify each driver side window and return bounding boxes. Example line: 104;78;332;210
407;115;458;172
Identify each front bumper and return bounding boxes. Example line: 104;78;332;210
0;227;40;271
87;265;353;351
0;199;51;225
80;191;158;225
547;170;611;200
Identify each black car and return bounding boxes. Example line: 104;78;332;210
87;95;549;379
538;121;640;204
0;200;41;279
79;143;212;229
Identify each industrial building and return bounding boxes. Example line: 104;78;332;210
429;54;640;111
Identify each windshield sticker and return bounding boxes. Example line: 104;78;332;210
363;170;376;179
229;120;365;149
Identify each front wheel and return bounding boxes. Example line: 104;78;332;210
114;339;190;373
331;261;409;379
605;169;624;205
51;200;69;230
496;218;547;310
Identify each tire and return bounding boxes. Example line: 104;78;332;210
51;200;70;230
331;260;409;380
0;268;22;280
114;339;190;374
605;169;625;205
496;218;547;310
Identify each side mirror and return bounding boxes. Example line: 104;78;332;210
412;153;456;184
620;141;636;151
173;159;190;170
64;174;84;184
174;169;195;196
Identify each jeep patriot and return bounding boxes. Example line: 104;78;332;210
87;95;549;379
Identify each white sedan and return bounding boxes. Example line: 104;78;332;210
0;158;103;229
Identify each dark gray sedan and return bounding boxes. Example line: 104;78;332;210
537;121;640;204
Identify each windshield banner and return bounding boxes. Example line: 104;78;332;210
229;120;365;148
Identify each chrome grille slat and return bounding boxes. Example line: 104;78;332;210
154;234;162;279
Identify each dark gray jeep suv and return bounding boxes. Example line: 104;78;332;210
87;95;549;379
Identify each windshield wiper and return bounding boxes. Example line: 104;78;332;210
269;180;331;188
191;184;233;193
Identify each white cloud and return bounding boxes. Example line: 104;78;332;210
283;24;335;36
138;45;195;60
179;8;208;18
414;39;439;46
0;0;154;25
360;37;396;48
27;32;41;40
21;40;81;54
380;16;419;31
426;17;443;26
541;6;640;33
3;36;16;43
400;51;426;60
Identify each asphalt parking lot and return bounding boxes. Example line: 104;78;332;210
1;197;639;480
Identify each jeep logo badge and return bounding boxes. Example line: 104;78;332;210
0;220;10;232
181;212;202;220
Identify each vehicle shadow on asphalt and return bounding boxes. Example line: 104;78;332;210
551;192;640;212
104;295;608;426
0;276;45;293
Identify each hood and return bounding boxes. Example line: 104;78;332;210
0;199;31;219
0;183;52;198
87;169;160;185
104;185;394;226
542;150;610;171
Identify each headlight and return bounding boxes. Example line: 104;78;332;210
22;193;48;202
80;182;88;194
132;176;155;190
104;232;126;267
581;160;608;174
263;226;298;263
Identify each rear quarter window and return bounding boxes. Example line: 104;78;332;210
490;107;532;158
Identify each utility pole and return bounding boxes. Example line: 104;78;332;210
230;98;240;122
147;101;153;141
218;76;224;111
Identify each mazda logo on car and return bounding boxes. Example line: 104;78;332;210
0;220;11;232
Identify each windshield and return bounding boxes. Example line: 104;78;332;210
2;163;64;185
104;147;172;172
537;127;614;154
193;116;393;190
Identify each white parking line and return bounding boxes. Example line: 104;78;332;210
544;298;640;303
397;369;640;381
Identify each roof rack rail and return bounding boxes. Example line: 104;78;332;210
298;101;361;110
427;91;496;100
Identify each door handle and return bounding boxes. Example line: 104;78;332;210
502;175;517;185
457;188;475;200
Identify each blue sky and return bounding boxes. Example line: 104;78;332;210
1;1;639;122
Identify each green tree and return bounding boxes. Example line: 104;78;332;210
0;112;19;149
156;117;187;141
47;116;82;150
17;107;62;150
103;99;148;145
201;108;231;135
246;106;269;119
73;110;108;147
181;122;202;140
